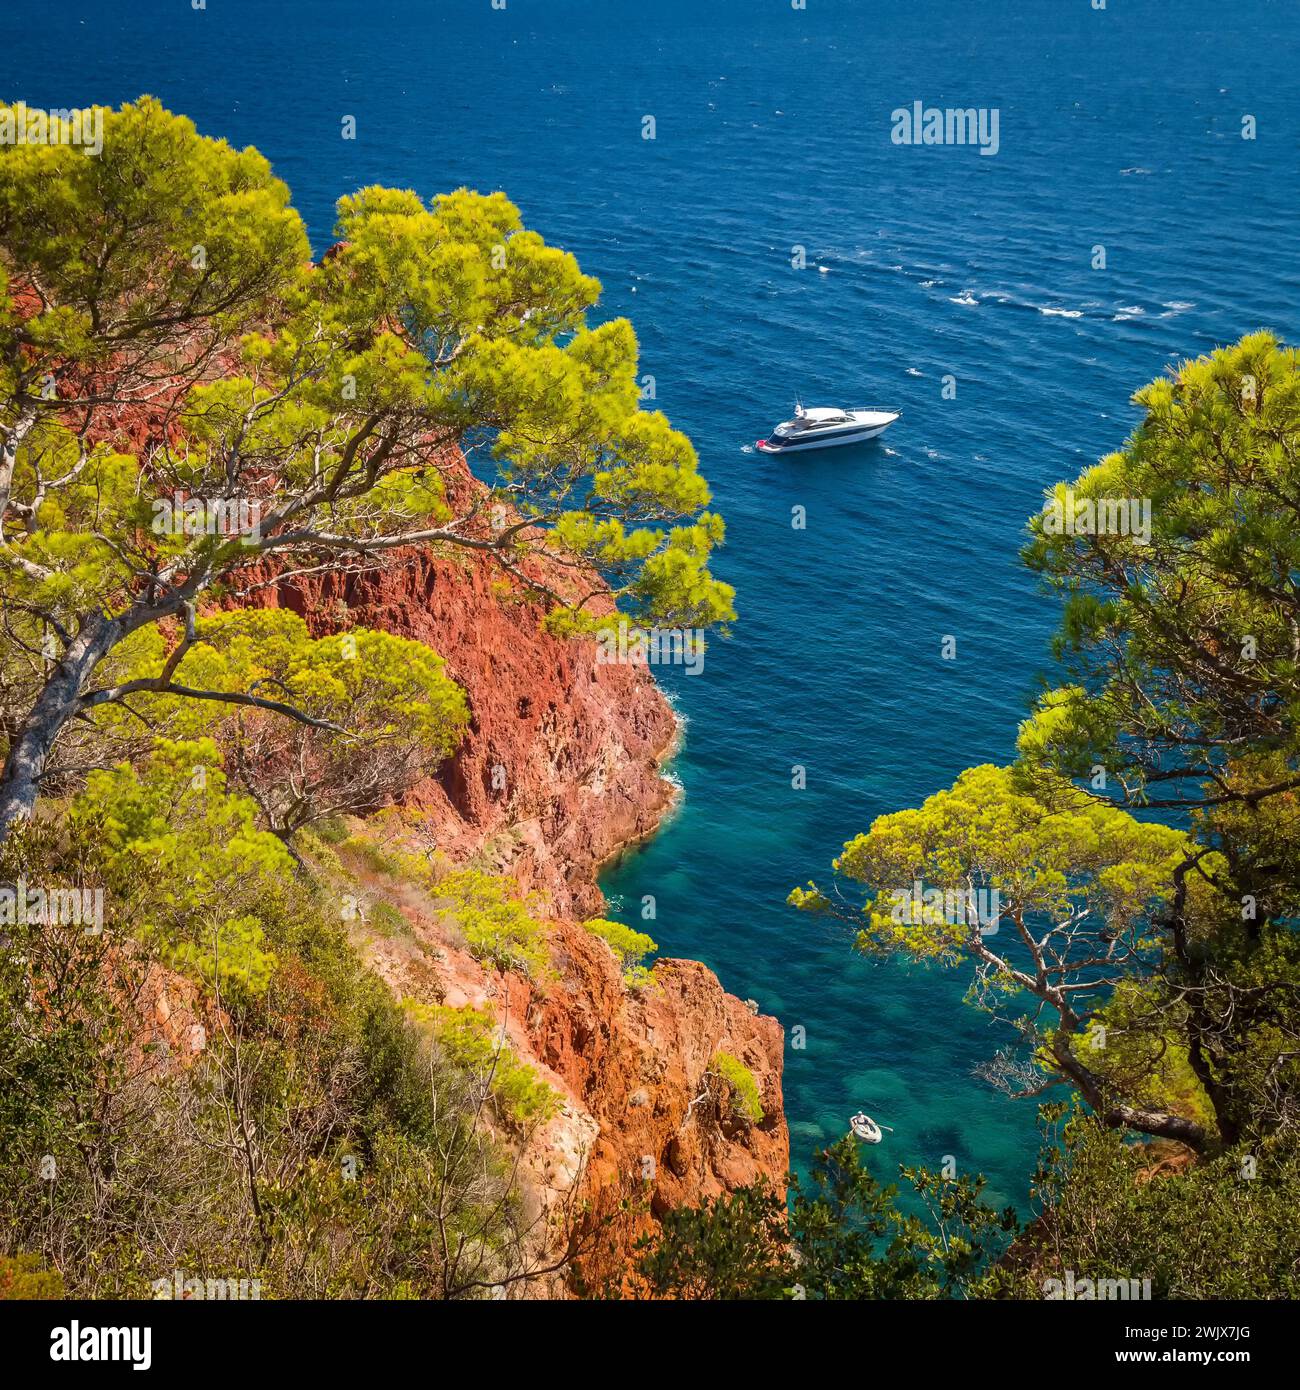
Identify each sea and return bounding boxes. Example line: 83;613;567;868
7;0;1300;1209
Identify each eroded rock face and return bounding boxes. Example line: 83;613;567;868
241;536;678;921
60;291;788;1287
369;904;787;1295
506;922;787;1284
245;490;789;1289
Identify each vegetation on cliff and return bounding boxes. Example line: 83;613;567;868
582;916;658;988
0;95;734;842
0;97;739;1298
710;1050;766;1125
0;756;581;1297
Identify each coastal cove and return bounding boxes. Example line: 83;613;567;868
7;0;1299;1216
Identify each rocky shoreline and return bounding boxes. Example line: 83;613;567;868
243;468;789;1287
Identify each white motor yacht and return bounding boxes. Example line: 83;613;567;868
756;402;900;453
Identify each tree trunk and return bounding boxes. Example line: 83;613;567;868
1051;1033;1210;1153
0;612;122;842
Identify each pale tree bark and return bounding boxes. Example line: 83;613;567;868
0;611;127;839
0;594;360;842
1050;1033;1210;1153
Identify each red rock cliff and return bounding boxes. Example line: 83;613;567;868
241;536;677;920
242;490;789;1286
60;302;789;1285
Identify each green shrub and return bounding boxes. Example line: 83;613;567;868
433;869;551;980
590;1137;1015;1300
582;918;658;989
411;1003;559;1128
334;841;548;979
313;816;350;846
989;1109;1300;1300
0;1253;64;1300
710;1051;764;1124
63;739;291;998
0;774;551;1298
367;900;410;938
340;835;406;879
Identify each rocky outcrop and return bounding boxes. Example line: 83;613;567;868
50;276;788;1286
503;921;786;1286
243;536;677;919
508;925;785;1204
362;893;786;1294
246;474;789;1286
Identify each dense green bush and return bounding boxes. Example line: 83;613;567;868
591;1137;1015;1300
710;1051;764;1124
407;1003;559;1128
989;1108;1300;1300
0;757;565;1299
582;917;658;989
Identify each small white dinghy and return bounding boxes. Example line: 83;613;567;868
849;1112;893;1144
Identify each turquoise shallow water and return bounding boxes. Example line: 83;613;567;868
8;0;1300;1207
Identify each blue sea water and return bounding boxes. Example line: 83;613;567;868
8;0;1300;1209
